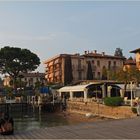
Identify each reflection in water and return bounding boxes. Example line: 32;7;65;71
0;103;69;131
13;112;69;131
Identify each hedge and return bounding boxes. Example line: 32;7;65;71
104;97;123;107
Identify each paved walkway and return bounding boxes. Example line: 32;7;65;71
1;117;140;139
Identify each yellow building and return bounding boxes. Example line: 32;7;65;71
130;48;140;70
123;58;136;71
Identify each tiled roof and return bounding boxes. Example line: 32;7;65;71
82;53;126;60
124;59;136;65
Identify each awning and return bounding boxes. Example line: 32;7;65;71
58;82;102;92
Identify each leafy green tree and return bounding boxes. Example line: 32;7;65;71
114;48;123;57
128;67;140;86
87;61;93;80
0;46;40;90
115;67;140;93
128;56;133;60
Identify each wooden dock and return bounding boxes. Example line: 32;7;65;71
1;116;140;139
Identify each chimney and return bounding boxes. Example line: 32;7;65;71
75;53;80;56
94;50;97;54
102;52;105;56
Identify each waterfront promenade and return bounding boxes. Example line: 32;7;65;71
1;116;140;139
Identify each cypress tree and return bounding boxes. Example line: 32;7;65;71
64;55;73;85
87;61;93;80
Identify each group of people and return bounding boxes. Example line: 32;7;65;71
0;112;14;135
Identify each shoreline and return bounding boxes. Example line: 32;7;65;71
55;110;114;125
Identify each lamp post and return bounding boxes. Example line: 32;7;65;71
130;81;133;107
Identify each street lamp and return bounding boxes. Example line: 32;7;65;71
130;81;134;107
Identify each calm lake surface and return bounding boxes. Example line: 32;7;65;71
0;103;71;131
14;112;71;131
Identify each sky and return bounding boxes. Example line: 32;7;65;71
0;1;140;72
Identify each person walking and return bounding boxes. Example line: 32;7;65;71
62;95;67;112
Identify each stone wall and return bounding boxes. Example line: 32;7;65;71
67;101;136;119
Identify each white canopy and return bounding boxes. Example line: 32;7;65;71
58;82;102;93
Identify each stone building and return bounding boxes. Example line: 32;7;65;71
44;50;125;85
82;50;125;80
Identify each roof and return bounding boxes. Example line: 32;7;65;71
44;54;85;64
130;48;140;53
117;84;136;90
124;59;136;65
82;53;126;60
58;82;103;92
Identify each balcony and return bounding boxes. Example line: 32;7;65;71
54;59;61;64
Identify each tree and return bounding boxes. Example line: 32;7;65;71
64;55;73;85
115;67;140;94
114;48;123;57
128;56;133;60
87;61;93;80
0;46;40;90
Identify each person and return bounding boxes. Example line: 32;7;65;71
136;100;140;116
61;95;67;112
0;112;14;135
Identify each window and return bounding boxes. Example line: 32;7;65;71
97;60;100;67
114;61;116;66
108;61;111;69
97;72;100;79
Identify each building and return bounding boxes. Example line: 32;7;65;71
44;50;125;85
44;54;87;85
58;81;121;102
123;57;136;71
82;50;125;80
130;48;140;70
3;72;45;87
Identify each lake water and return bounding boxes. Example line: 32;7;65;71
0;103;71;131
14;112;70;131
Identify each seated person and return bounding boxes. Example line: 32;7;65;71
0;112;14;135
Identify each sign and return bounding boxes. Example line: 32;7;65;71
6;99;16;103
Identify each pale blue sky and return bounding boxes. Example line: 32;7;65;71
0;1;140;72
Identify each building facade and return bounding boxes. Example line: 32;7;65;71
82;50;125;80
3;72;45;87
130;48;140;70
44;50;125;85
123;58;136;71
44;54;87;85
